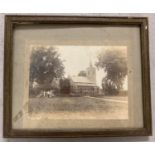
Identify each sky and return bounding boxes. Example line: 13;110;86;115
54;45;128;89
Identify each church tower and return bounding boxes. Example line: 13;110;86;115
86;61;96;83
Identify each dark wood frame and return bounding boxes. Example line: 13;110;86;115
3;15;152;138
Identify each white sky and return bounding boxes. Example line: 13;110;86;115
54;46;128;89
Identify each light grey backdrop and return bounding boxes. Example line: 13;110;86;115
0;13;154;142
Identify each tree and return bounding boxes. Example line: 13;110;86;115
95;50;127;95
60;78;71;94
78;70;87;77
30;46;64;91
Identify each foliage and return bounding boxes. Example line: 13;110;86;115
78;70;87;77
96;50;127;95
60;78;71;94
29;84;41;97
29;46;64;91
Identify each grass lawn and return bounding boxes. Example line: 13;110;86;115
28;96;128;119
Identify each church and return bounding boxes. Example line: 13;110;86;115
69;63;99;96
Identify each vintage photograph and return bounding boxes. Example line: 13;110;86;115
28;45;128;119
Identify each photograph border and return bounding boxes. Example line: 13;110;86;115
3;15;152;138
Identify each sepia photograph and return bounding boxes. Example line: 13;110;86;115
29;45;128;120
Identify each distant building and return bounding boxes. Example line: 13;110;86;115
69;62;99;96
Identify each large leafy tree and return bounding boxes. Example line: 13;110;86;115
30;46;64;91
96;50;127;95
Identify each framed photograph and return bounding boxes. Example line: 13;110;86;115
3;15;152;138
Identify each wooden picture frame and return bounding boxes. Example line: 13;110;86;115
3;15;152;138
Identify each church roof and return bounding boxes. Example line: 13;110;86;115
71;76;92;83
70;76;97;87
